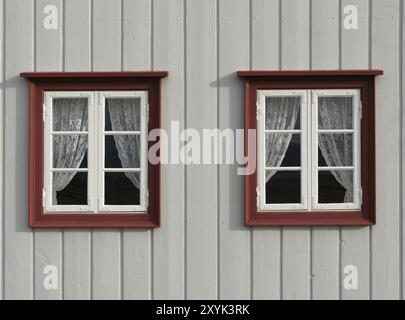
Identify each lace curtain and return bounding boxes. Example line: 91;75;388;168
52;98;88;204
107;98;141;189
318;97;353;202
265;97;300;182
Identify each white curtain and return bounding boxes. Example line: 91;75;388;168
265;97;300;182
107;98;141;189
318;97;353;202
52;98;88;204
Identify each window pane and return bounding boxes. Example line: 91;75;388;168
53;171;87;205
318;170;353;203
105;135;140;168
265;170;301;204
105;97;141;131
265;133;300;167
53;134;88;168
318;133;353;167
104;172;140;205
318;96;353;129
53;98;88;131
265;96;301;130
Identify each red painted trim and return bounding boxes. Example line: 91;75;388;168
242;71;380;226
21;71;168;79
237;69;383;78
24;73;166;228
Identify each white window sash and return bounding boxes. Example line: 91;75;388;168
44;91;95;213
311;89;361;210
44;90;148;213
257;89;362;212
97;91;148;213
257;89;308;211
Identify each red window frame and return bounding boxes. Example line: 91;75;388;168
21;71;168;228
237;70;383;226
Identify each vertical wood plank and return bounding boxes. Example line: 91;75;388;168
251;0;281;300
34;0;63;300
340;0;370;300
152;0;185;299
311;229;339;299
63;0;91;300
0;0;4;300
186;0;218;299
402;0;405;302
91;0;121;300
281;0;311;300
122;0;152;300
218;0;250;299
311;0;340;300
4;0;34;299
371;0;401;299
64;0;91;71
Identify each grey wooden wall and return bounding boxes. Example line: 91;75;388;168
0;0;404;300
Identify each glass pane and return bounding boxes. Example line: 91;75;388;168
265;170;301;204
105;135;140;168
265;133;300;167
318;134;353;167
53;98;88;131
53;171;87;205
265;96;301;130
53;134;88;168
104;172;140;205
105;97;141;131
318;170;353;203
318;96;353;129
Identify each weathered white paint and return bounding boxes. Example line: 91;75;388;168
34;0;63;300
152;0;185;299
371;0;401;300
340;0;370;300
63;0;92;301
186;0;218;299
281;0;311;300
4;0;34;299
0;0;404;300
311;0;340;300
0;0;4;301
122;0;152;300
91;0;122;300
218;0;250;299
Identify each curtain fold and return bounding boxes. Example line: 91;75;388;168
52;98;88;204
318;97;353;202
107;98;141;189
265;97;300;182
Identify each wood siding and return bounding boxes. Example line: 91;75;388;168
0;0;403;299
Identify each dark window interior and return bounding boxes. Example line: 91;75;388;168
56;153;88;205
104;133;140;205
265;142;346;204
318;170;346;203
56;140;141;206
266;171;301;204
105;172;140;205
105;135;124;168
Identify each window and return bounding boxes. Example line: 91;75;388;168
21;72;167;228
238;70;382;226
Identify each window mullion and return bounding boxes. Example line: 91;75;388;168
94;91;100;213
308;89;315;211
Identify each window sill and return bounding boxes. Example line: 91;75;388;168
30;212;159;228
247;210;375;227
